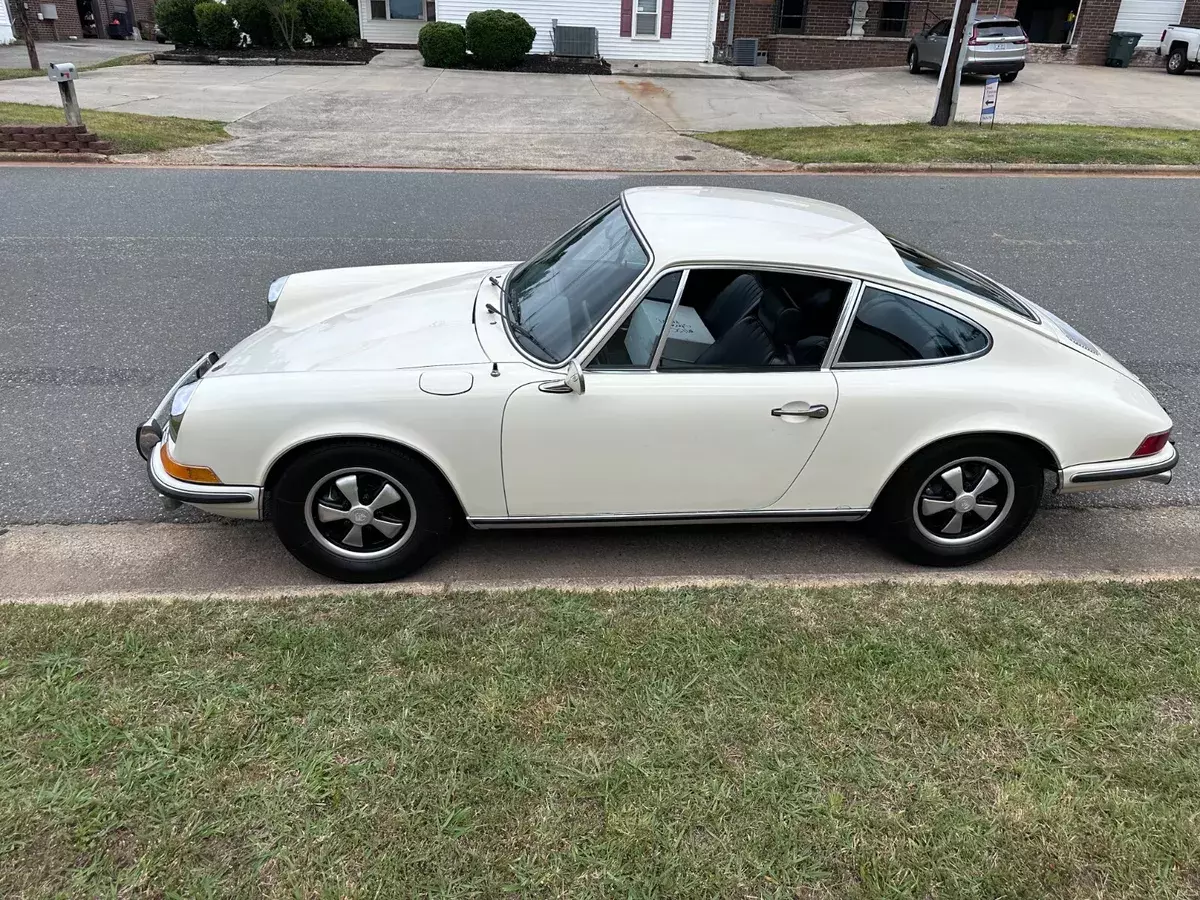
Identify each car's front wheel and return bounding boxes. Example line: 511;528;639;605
872;437;1043;567
908;47;923;74
270;441;457;582
1167;48;1189;74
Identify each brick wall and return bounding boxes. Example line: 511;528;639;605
765;33;909;68
1182;0;1200;27
1071;0;1121;63
715;0;775;46
14;0;86;41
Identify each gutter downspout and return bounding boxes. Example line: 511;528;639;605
726;0;736;49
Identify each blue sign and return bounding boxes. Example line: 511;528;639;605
980;75;999;126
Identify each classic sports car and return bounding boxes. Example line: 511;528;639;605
137;187;1177;582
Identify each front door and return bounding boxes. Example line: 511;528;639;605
500;370;839;517
921;19;951;66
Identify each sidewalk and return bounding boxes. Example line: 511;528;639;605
0;51;1197;170
0;40;166;68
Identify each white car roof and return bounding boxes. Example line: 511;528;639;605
621;186;909;280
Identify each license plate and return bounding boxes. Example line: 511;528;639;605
989;42;1018;50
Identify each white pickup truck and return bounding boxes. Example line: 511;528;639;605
1159;23;1200;74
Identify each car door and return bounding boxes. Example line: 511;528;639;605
499;269;846;518
922;19;950;66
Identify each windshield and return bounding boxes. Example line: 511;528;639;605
886;236;1036;321
506;204;650;364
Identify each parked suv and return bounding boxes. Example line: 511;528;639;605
908;15;1028;82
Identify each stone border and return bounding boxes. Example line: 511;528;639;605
152;52;370;66
0;125;114;156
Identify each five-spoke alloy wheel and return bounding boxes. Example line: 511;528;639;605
873;437;1043;566
271;441;457;582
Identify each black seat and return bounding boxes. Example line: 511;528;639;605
703;274;764;338
687;287;804;368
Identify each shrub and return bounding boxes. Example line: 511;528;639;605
154;0;202;45
194;1;237;49
229;0;274;46
465;9;534;69
418;21;466;67
299;0;358;46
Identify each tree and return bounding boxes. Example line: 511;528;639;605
13;0;41;71
262;0;301;50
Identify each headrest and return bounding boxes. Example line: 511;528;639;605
757;285;804;345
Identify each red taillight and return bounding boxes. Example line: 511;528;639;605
1133;431;1171;458
1161;29;1168;42
969;25;980;45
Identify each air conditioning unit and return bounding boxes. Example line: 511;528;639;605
731;37;759;66
553;23;599;58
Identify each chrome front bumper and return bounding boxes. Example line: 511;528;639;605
147;440;263;515
1058;443;1179;493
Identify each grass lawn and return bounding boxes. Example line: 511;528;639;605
0;52;154;82
3;581;1200;898
699;123;1200;166
0;101;228;154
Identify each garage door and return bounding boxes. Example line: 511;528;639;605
1113;0;1188;45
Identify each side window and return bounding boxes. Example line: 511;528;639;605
837;287;988;366
659;269;850;371
590;272;683;369
931;19;950;35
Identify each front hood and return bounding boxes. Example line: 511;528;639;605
213;262;505;376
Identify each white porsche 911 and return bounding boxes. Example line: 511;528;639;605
136;187;1177;582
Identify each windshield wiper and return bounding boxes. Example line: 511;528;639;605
489;275;522;322
485;303;554;360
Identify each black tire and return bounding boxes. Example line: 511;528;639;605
270;441;458;582
871;436;1043;567
908;47;923;74
1167;49;1188;74
1000;71;1018;82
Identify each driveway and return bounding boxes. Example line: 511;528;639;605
0;40;166;68
0;51;1196;169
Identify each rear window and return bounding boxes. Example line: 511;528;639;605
975;20;1025;37
886;236;1036;321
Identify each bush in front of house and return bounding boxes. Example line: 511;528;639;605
418;21;467;67
465;9;535;68
298;0;358;46
154;0;202;45
195;0;238;49
229;0;275;46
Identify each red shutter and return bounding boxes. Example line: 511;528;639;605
620;0;633;36
660;0;673;37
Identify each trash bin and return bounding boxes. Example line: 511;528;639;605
1105;31;1141;67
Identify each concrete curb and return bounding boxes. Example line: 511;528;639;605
791;161;1200;175
0;150;109;162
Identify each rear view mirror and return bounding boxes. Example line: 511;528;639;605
565;359;585;395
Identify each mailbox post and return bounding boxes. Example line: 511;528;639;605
47;63;82;128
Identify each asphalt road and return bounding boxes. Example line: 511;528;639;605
1;167;1197;527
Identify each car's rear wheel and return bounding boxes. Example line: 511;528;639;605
908;47;923;74
1000;71;1018;82
270;441;457;582
872;437;1043;567
1167;48;1188;74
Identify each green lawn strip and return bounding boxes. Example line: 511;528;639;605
2;581;1199;898
0;101;228;153
0;52;153;81
700;123;1200;166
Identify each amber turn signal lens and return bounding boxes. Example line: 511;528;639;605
1132;431;1171;458
160;443;222;484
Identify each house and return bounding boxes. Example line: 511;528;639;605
1;0;14;43
4;0;154;42
360;0;723;60
716;0;1200;69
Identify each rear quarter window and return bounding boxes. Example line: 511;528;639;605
838;287;989;365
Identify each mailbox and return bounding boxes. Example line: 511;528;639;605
47;62;76;82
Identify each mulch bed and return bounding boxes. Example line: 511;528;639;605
159;45;380;63
461;54;611;75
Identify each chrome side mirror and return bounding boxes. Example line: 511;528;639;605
538;359;586;395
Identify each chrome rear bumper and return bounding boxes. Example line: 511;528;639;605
1058;443;1179;493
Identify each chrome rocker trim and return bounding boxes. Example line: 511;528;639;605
468;509;871;529
1058;442;1178;492
148;442;263;511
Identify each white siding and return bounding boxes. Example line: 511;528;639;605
1;0;14;44
359;1;424;44
1113;0;1187;45
435;0;719;60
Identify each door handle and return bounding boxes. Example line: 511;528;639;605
772;404;829;419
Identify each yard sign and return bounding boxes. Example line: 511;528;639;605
980;76;999;127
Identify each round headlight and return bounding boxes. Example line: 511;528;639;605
268;275;290;312
168;381;200;440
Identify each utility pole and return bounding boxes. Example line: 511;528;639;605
14;0;41;71
930;0;974;126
